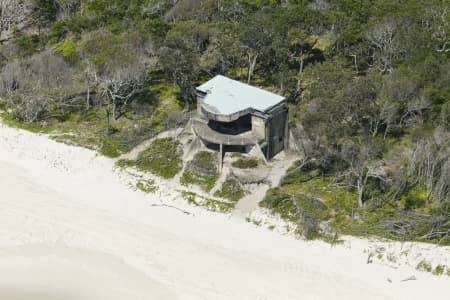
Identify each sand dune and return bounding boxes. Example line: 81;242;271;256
0;123;449;300
0;244;178;300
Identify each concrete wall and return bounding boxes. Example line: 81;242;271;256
265;104;288;159
196;89;288;160
251;115;265;140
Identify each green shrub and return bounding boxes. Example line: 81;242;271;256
180;170;218;192
180;151;219;191
136;180;157;193
190;151;218;175
432;264;446;276
202;197;234;213
181;191;197;205
231;157;259;169
260;188;298;222
53;40;79;62
100;139;121;158
116;159;135;168
214;178;246;201
416;260;433;273
401;187;427;210
15;35;38;56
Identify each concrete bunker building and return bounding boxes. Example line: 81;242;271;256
192;75;288;161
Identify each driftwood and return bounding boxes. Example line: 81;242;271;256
401;275;417;282
367;252;374;264
149;203;192;215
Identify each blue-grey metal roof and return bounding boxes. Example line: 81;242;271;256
197;75;285;116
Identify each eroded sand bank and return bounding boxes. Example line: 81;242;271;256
0;123;449;300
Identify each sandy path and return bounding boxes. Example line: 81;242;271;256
0;123;449;300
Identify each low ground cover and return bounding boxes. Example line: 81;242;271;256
180;151;219;191
214;177;247;202
117;137;183;179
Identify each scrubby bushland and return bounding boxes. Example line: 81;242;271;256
263;158;450;244
261;187;329;239
0;0;448;242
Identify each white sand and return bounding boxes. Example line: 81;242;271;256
0;123;449;300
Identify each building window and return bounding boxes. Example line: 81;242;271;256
208;114;252;135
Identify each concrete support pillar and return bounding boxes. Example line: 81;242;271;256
284;110;289;152
254;143;268;165
219;143;223;173
264;119;271;160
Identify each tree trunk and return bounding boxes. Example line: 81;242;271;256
247;53;258;83
350;54;358;72
86;82;90;111
112;97;117;120
105;106;110;136
184;97;189;112
182;85;190;111
357;171;370;208
357;179;364;208
296;55;304;93
370;119;380;137
383;125;389;140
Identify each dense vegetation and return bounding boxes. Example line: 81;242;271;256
0;0;448;243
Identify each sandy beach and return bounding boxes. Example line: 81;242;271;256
0;122;449;300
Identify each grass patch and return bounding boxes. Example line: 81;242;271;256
129;138;183;179
386;253;397;263
0;112;53;133
100;138;122;157
181;151;219;191
189;151;218;175
413;257;448;277
214;177;246;201
149;82;182;110
1;105;161;158
136;180;157;193
116;159;135;168
231;157;259;169
117;138;182;179
180;191;235;213
432;264;446;276
180;170;218;192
